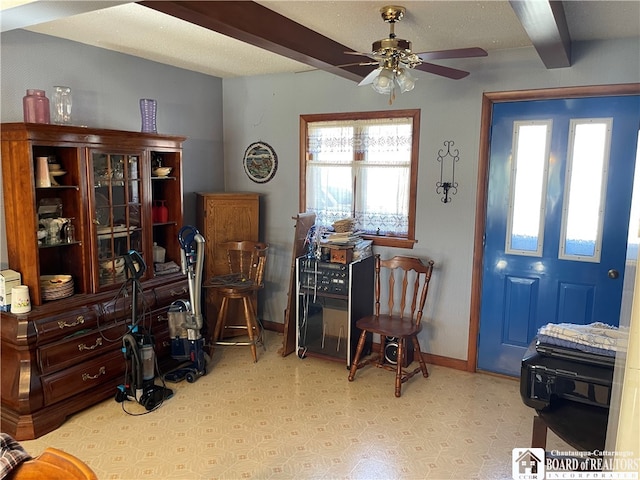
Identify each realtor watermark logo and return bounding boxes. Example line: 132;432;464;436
513;448;546;480
513;448;639;480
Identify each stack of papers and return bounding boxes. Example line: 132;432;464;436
323;231;362;245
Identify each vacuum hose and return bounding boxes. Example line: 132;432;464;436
122;333;143;400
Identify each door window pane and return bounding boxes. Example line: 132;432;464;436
560;119;612;262
626;131;640;260
506;121;552;256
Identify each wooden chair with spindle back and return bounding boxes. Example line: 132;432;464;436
348;254;435;397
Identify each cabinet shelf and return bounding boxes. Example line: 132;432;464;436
38;241;81;249
298;288;348;300
37;185;80;191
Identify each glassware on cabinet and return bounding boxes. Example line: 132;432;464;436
139;99;157;133
65;223;75;243
52;86;72;125
152;200;169;223
35;156;51;187
23;89;50;124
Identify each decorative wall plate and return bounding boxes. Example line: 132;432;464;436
243;141;277;183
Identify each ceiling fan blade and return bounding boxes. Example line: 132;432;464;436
330;61;379;69
344;51;374;57
296;61;378;75
416;47;488;61
358;67;383;86
344;50;385;62
414;62;470;80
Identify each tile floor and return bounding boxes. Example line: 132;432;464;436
19;332;570;479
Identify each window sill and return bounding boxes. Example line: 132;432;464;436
362;234;417;249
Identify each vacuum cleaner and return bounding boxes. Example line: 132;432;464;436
115;250;174;410
164;225;208;383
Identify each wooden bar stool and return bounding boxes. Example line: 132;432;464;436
206;241;268;362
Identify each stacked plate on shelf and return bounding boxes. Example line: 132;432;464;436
40;274;74;301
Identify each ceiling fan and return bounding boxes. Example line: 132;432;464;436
347;5;488;103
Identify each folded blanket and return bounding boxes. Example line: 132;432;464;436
537;333;616;357
537;322;628;353
0;433;31;479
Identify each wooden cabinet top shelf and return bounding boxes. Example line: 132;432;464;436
1;122;186;147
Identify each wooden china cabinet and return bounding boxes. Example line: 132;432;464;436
1;123;190;440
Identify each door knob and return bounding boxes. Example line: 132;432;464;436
608;269;619;279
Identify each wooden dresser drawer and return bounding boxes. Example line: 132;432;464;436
34;307;98;345
100;290;157;323
154;280;189;308
149;306;170;326
41;349;125;405
37;323;126;375
153;324;172;359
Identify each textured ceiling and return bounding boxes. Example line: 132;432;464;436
2;1;639;79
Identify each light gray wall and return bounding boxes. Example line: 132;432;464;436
222;38;640;360
1;29;638;361
0;29;224;268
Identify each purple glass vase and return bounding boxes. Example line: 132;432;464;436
140;98;157;133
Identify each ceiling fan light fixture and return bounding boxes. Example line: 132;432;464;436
372;67;394;94
352;5;484;104
396;68;415;93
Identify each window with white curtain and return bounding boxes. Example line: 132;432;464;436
300;110;420;247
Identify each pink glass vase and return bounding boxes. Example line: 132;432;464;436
23;89;50;124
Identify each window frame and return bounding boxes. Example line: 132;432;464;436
299;109;421;249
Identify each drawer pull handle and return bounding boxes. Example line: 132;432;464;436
82;366;106;381
78;338;102;351
157;315;168;322
58;316;85;329
170;287;188;296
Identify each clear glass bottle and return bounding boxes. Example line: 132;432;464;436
52;86;72;124
23;89;50;124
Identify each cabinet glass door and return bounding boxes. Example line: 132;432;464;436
92;151;145;287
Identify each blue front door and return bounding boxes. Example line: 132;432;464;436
478;96;640;376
